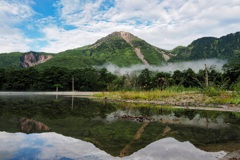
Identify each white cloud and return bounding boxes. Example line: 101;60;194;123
0;132;226;160
40;0;239;53
39;24;103;53
0;29;31;53
0;0;34;24
0;0;34;53
0;0;240;53
98;59;226;75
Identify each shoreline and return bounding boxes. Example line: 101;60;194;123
103;98;240;113
1;91;240;112
0;91;101;96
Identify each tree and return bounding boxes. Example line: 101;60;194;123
172;69;200;88
99;68;117;90
153;72;171;90
53;84;63;92
0;69;6;90
223;51;240;88
137;69;153;90
39;67;70;91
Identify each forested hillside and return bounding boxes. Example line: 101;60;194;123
0;52;24;68
0;51;239;91
170;32;240;61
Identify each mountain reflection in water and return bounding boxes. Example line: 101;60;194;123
0;132;225;160
0;95;240;159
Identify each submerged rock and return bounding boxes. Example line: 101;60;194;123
19;117;50;133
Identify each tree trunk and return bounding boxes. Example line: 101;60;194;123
205;64;209;87
72;76;74;92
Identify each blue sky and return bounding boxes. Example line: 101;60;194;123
0;0;240;53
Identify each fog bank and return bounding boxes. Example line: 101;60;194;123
98;59;227;75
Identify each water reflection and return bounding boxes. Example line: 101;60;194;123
0;95;240;158
106;109;229;129
0;132;225;160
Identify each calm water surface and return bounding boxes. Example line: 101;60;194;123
0;95;240;160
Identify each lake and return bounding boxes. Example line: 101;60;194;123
0;94;240;160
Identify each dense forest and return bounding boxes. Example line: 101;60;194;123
0;52;239;91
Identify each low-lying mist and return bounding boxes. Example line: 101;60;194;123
97;59;227;75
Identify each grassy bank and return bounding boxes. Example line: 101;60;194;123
95;87;240;107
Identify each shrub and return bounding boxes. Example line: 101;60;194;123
203;87;221;97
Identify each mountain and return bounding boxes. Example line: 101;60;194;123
37;31;171;69
0;52;26;68
0;31;239;69
170;32;240;61
0;52;53;69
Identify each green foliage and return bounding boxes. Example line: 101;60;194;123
223;51;240;88
172;68;201;88
233;81;240;95
36;55;96;69
0;64;235;93
99;90;178;100
170;32;240;61
0;52;24;68
203;87;222;97
0;67;117;91
137;69;153;90
165;85;199;92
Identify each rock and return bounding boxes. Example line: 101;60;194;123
220;150;240;160
19;117;50;133
20;52;53;68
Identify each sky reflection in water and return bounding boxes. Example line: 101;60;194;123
0;132;225;160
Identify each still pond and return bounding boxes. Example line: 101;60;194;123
0;94;240;160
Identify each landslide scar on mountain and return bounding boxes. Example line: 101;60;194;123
134;48;149;65
20;52;53;68
120;31;149;65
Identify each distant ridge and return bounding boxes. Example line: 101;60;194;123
0;31;239;69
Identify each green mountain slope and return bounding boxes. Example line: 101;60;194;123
0;31;239;69
38;31;169;68
0;52;24;68
61;32;143;67
170;32;240;61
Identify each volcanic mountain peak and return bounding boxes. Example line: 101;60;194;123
109;31;136;37
92;31;139;48
120;31;138;46
114;31;138;43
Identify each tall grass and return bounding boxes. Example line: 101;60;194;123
165;86;199;92
118;90;178;100
95;90;181;101
202;86;222;97
94;86;240;105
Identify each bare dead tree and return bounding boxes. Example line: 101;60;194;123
205;64;209;87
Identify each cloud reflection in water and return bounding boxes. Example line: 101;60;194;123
0;132;226;160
